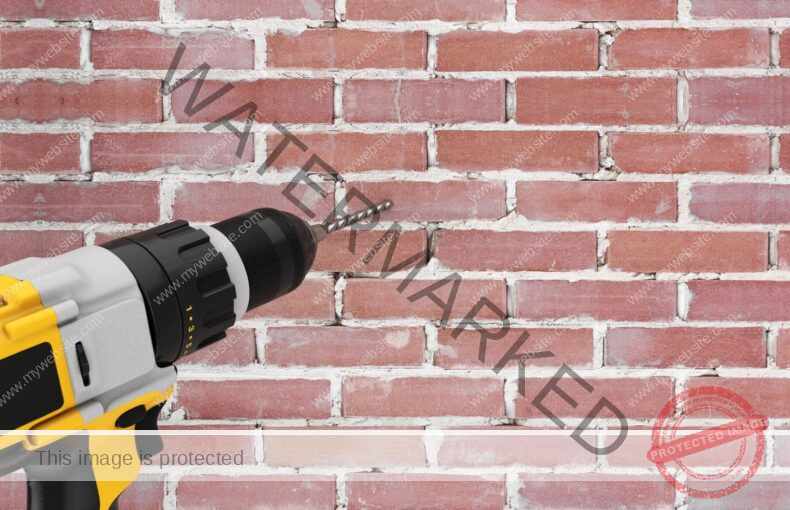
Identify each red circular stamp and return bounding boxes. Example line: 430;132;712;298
647;386;768;499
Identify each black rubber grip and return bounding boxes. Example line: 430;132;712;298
0;344;63;431
103;221;237;365
26;435;100;510
27;481;103;510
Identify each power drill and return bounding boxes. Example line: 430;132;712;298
0;200;392;510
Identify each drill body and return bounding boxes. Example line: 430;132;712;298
0;245;175;509
0;203;391;510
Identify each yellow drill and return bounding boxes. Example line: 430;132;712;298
0;201;391;509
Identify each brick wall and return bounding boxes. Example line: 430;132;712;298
1;0;790;508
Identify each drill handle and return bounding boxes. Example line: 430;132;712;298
25;434;109;510
27;480;120;510
25;403;166;510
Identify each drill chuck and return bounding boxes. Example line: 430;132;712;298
211;208;318;311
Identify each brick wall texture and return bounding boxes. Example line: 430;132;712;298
1;0;790;509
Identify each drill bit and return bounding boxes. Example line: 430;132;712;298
312;200;393;242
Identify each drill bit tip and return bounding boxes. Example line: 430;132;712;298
313;200;393;241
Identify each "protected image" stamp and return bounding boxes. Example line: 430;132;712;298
647;386;769;499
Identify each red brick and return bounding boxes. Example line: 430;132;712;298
92;133;253;173
433;230;597;271
344;279;507;320
775;425;790;464
174;379;331;419
0;133;81;173
436;328;594;369
343;376;504;417
0;474;26;510
674;427;765;468
517;181;677;222
688;281;790;321
517;78;676;124
686;377;790;418
344;80;505;123
782;32;790;68
268;132;427;173
690;77;790;125
118;474;164;510
519;475;675;509
346;181;507;222
0;80;161;123
171;79;332;124
263;427;425;467
266;326;425;367
610;29;769;69
692;0;790;18
92;30;253;69
515;280;677;321
0;182;159;223
605;425;760;470
606;327;766;368
0;29;80;68
246;278;335;321
177;328;256;367
604;425;663;468
515;377;672;419
780;232;790;270
437;427;594;467
518;0;677;20
93;229;143;245
690;184;790;224
348;474;506;510
156;425;255;465
314;229;427;273
346;0;504;21
607;231;768;273
0;0;159;20
175;0;334;20
609;133;770;174
436;130;598;172
686;478;790;509
0;230;83;265
783;135;790;169
437;30;598;71
173;181;334;222
177;475;335;509
268;30;426;69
